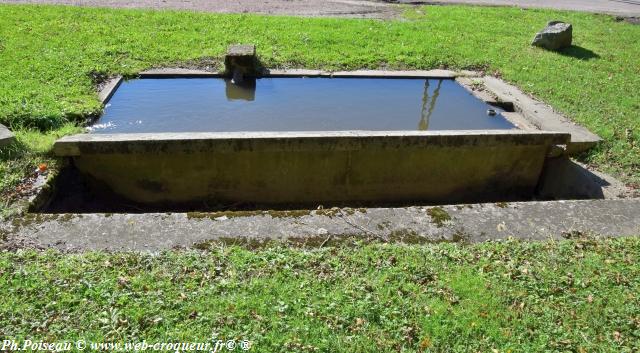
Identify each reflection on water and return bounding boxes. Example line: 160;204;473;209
92;78;515;133
419;79;443;131
225;78;256;101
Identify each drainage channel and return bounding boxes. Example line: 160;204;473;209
32;154;623;215
35;164;539;214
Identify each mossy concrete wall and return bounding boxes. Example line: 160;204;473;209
54;131;568;205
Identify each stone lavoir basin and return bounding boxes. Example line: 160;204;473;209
53;74;569;208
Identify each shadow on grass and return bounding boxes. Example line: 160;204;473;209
557;45;600;60
0;138;34;184
0;138;30;165
0;139;33;213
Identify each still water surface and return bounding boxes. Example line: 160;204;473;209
90;78;515;133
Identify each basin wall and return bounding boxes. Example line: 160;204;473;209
54;131;569;205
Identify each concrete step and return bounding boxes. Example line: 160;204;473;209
2;199;639;252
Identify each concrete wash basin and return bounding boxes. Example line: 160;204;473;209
53;75;570;206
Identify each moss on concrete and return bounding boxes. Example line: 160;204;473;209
186;208;367;221
427;206;452;228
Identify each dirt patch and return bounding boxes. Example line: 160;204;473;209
4;0;640;18
616;16;640;25
1;0;401;18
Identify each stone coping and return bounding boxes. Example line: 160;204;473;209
54;130;570;156
98;76;123;104
457;76;602;154
137;68;465;79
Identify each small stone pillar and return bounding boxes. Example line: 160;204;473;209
224;44;258;82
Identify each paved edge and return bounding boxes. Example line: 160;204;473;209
457;76;602;154
98;76;123;104
481;76;602;153
138;68;465;78
2;199;639;252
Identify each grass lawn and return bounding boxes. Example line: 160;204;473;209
0;4;639;207
0;5;639;351
1;237;639;351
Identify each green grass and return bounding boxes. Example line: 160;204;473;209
0;124;81;217
1;237;638;351
0;4;639;202
1;7;638;349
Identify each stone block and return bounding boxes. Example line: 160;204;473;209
0;123;15;147
532;21;573;51
224;44;258;77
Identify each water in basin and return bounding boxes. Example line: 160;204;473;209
90;78;515;133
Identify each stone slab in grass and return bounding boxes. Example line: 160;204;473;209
0;123;15;147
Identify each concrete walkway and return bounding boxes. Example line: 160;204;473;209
3;199;639;252
2;0;640;17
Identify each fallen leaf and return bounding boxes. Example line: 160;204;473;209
419;337;431;349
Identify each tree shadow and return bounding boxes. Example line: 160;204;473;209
0;137;28;164
557;45;600;61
